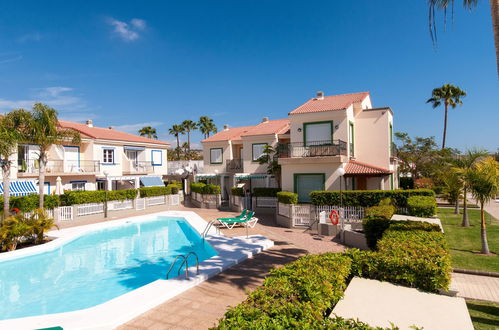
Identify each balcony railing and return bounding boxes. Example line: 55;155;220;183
278;140;347;158
123;161;154;174
18;159;100;175
226;159;243;172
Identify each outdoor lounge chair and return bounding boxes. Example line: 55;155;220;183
217;211;258;230
217;209;247;221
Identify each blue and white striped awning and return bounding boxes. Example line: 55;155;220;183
234;173;269;180
0;181;38;196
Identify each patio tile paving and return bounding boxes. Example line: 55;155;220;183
452;272;499;303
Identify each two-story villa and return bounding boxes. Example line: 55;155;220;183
200;91;398;203
3;119;169;195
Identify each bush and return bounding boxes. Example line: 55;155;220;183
216;253;352;329
414;178;434;190
139;186;171;198
190;182;221;195
362;217;392;250
407;196;436;217
252;187;281;197
364;205;396;220
310;189;435;207
399;177;414;189
61;189;137;205
1;194;61;212
230;187;244;197
276;191;298;204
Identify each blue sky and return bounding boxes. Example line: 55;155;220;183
0;0;497;151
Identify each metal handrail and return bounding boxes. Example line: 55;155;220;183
166;254;187;279
179;252;199;278
201;220;218;240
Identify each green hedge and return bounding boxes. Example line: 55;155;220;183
362;218;392;250
252;187;281;197
364;205;396;220
61;189;137;206
139;186;172;198
230;187;244;197
0;194;60;211
407;196;436;217
276;191;298;204
216;253;352;329
310;189;435;207
190;182;221;195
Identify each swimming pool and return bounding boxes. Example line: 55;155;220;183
0;216;217;320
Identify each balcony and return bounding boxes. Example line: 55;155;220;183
390;142;398;159
226;159;243;173
278;140;348;158
17;159;100;176
123;161;154;174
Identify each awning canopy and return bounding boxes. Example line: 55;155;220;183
344;161;392;176
234;173;269;180
0;181;37;196
196;173;218;179
124;146;145;151
140;176;164;187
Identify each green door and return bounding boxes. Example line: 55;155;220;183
294;174;325;203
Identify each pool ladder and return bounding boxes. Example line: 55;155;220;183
201;220;219;241
166;252;199;280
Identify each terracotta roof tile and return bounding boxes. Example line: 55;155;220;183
345;160;391;175
59;121;169;146
289;92;370;115
202;119;290;142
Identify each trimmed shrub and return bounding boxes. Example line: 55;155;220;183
388;221;441;233
216;253;352;329
364;205;395;220
276;191;298;204
362;217;392;250
310;189;435;207
61;189;137;205
1;194;60;212
407;196;436;217
190;182;205;194
230;187;244;197
190;182;221;195
139;186;171;198
252;187;281;197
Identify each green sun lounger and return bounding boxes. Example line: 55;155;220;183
217;211;258;229
217;209;247;221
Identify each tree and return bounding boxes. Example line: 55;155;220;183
198;116;217;138
181;120;198;154
465;157;498;254
22;103;81;209
395;132;440;180
0;111;27;219
138;126;157;139
426;84;466;150
257;144;281;188
427;0;499;78
168;124;184;159
452;148;489;226
441;168;462;214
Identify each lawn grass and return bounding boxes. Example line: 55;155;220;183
466;300;499;330
438;207;498;273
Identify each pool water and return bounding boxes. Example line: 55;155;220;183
0;217;217;320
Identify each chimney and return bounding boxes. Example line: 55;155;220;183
316;91;324;100
223;124;229;130
85;119;93;127
261;117;269;123
108;126;113;130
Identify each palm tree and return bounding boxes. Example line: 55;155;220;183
426;84;466;149
168;124;184;159
181;120;198;153
0;111;26;219
428;0;499;77
453;148;489;226
138;126;158;139
23;103;81;209
198;116;217;138
465;157;498;254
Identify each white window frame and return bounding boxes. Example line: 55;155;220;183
103;149;115;164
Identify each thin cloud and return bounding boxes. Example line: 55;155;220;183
107;17;146;41
18;32;43;43
113;121;164;134
0;55;22;64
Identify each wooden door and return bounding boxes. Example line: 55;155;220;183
357;177;367;190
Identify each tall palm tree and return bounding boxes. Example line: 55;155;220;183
168;124;184;159
198;116;217;138
465;156;498;254
0;111;26;219
181;120;198;153
426;84;466;149
428;0;499;78
23;103;81;209
453;148;489;226
138;126;158;139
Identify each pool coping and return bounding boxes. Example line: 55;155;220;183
0;211;274;330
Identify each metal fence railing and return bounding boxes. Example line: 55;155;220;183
278;140;347;158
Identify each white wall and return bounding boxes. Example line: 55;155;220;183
202;141;231;174
241;134;277;174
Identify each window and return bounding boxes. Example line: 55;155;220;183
103;149;114;164
210;148;223;164
97;181;106;191
252;143;267;162
303;121;333;146
72;182;85;191
151;150;162;166
389;123;393;156
294;173;325;203
349;121;354;157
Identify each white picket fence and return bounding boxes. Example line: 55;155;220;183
146;195;166;206
109;199;133;211
170;194;180;206
135;198;146;211
77;203;104;216
255;197;277;208
58;206;73;221
315;205;365;223
293;204;313;226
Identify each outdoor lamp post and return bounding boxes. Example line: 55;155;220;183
104;170;109;218
337;167;346;208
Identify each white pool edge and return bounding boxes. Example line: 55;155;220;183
0;211;274;330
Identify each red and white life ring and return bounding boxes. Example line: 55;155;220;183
329;210;339;225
